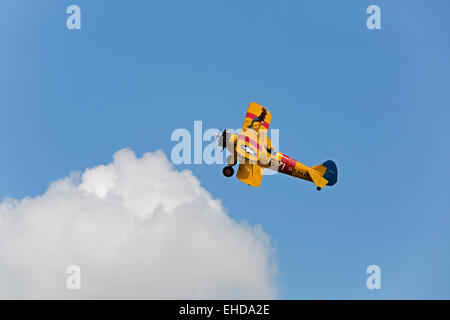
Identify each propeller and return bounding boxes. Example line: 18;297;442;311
214;125;228;151
214;124;224;143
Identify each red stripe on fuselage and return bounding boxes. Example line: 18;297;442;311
246;112;270;129
239;134;263;151
278;154;297;175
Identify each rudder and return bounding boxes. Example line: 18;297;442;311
322;160;338;186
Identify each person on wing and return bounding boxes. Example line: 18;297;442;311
248;107;267;129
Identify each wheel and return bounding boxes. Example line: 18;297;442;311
223;166;234;177
316;187;322;191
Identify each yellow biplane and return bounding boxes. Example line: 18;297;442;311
217;102;338;190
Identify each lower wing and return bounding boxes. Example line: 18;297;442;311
236;163;264;187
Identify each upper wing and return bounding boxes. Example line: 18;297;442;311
235;102;271;186
236;163;264;187
241;102;272;133
236;102;272;162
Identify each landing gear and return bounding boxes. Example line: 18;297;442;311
316;187;322;191
223;166;234;177
226;155;237;166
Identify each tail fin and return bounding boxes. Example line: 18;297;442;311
311;160;338;186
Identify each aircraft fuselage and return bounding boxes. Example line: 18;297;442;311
225;133;314;183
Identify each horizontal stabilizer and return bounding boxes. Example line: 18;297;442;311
311;164;327;176
307;168;329;189
311;160;338;186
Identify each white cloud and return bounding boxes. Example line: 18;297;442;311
0;149;277;299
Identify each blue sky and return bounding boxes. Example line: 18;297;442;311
1;0;450;299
